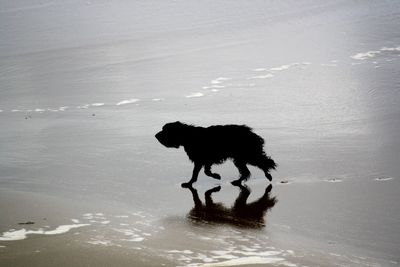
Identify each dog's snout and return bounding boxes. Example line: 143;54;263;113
155;131;162;141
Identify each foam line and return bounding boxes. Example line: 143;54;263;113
90;103;105;107
351;46;400;60
186;92;204;98
116;99;139;105
0;224;90;241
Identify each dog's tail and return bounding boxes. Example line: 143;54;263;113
249;153;276;171
263;154;277;170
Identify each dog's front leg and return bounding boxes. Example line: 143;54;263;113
181;163;202;188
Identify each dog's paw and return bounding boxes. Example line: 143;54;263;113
265;184;273;193
266;173;272;181
213;185;222;192
231;180;242;186
181;182;192;188
212;174;221;180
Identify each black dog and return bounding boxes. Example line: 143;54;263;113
155;121;276;187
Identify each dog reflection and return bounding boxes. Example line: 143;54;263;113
186;184;276;228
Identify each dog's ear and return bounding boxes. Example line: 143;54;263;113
174;121;184;126
171;121;188;130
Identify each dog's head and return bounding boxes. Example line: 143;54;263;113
155;121;188;148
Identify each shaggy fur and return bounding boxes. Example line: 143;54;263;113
155;121;276;187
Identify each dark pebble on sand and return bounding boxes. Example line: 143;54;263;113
18;221;35;225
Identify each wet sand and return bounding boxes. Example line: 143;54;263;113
1;177;399;267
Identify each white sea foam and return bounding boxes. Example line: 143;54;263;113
381;46;400;52
325;178;343;183
210;85;225;88
351;46;400;60
250;73;274;79
71;219;80;223
152;98;164;102
270;64;292;71
0;224;90;241
114;215;129;218
211;77;231;84
351;50;381;60
11;109;21;112
253;68;267;72
77;104;90;109
186;92;204;98
116;99;139;105
35;108;46;112
91;103;105;107
374;177;394;181
211;89;220;92
127;237;144;242
87;240;111;246
58;106;68;111
196;256;292;267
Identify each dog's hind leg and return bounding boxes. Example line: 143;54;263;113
182;163;202;188
204;165;221;180
231;161;250;186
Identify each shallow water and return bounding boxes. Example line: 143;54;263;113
1;0;400;266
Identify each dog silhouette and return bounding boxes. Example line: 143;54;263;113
155;121;276;187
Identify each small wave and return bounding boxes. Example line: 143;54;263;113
152;98;164;102
351;50;381;60
116;99;139;105
77;104;90;109
193;255;294;267
250;73;274;79
351;46;400;60
374;177;394;182
325;178;343;183
90;103;105;107
270;64;292;71
0;224;90;241
87;240;112;246
186;92;204;98
211;77;231;84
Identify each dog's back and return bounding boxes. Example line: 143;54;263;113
206;124;265;157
